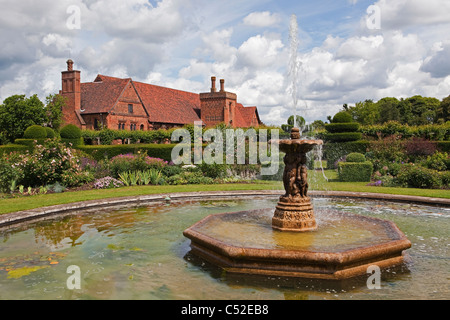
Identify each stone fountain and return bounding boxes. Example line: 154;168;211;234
272;127;320;232
183;128;411;280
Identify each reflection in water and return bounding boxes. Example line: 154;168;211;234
0;197;448;300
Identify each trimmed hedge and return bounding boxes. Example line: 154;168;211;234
323;141;370;169
0;144;28;156
23;125;47;139
45;127;56;139
61;124;82;139
332;111;353;123
338;161;373;182
14;139;47;148
323;132;363;143
77;144;178;162
345;152;366;163
61;137;84;147
325;123;360;133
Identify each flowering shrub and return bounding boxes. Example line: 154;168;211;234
93;176;124;189
109;153;168;178
12;139;94;188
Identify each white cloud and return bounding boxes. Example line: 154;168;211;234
373;0;450;29
421;41;450;78
243;11;281;27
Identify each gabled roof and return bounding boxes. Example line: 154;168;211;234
133;81;201;125
234;104;260;127
80;75;130;114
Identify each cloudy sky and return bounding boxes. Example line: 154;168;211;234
0;0;450;126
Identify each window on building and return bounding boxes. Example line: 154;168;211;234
130;123;137;131
118;122;125;130
140;124;145;131
128;104;134;114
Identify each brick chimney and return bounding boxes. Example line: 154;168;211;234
200;76;237;127
61;59;83;128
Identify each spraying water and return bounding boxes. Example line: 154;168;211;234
288;14;300;130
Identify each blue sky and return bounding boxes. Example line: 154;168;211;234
1;0;450;125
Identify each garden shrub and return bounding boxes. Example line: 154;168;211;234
338;161;373;182
324;123;360;133
166;170;214;185
332;111;353;123
45;127;56;139
12;139;94;188
396;164;442;189
323;140;369;169
324;132;362;142
60;124;82;139
345;152;366;163
23;125;47;139
423;152;449;171
405;138;437;160
77;144;178;162
0;153;23;193
109;153;168;178
93;177;124;189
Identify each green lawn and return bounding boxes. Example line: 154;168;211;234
0;170;448;215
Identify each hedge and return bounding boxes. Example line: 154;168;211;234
61;124;82;139
23;125;47;139
323;132;363;143
76;144;178;162
338;161;373;182
323;141;370;169
324;123;360;133
0;144;28;156
360;122;450;141
14;139;47;149
61;137;84;147
345;152;366;163
436;141;450;153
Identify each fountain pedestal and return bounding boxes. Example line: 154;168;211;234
271;127;321;232
273;196;316;231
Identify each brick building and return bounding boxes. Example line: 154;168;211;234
60;60;261;131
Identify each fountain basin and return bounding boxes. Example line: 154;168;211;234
183;208;411;280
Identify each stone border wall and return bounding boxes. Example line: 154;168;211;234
1;190;449;228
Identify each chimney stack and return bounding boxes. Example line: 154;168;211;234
220;79;225;92
67;59;74;71
211;76;217;93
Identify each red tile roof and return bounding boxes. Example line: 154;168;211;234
81;75;130;114
133;81;201;125
79;74;259;127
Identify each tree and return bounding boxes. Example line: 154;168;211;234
347;100;379;125
281;115;306;132
0;94;47;142
45;94;65;130
440;95;450;122
377;97;401;124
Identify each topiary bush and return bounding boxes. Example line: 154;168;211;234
60;124;82;139
23;125;47;139
45;127;56;139
346;152;366;163
338;161;373;182
324;123;360;133
332;111;353;123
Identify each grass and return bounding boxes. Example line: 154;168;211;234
0;169;448;215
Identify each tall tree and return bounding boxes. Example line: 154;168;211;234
440;95;450;122
0;94;47;142
45;94;65;130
